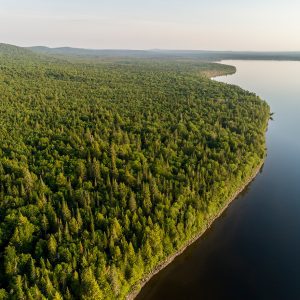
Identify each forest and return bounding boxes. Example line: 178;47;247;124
0;44;270;299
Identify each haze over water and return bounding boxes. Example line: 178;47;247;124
137;60;300;300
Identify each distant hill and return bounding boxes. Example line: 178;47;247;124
150;50;300;61
0;44;68;66
0;43;34;57
28;45;300;61
28;46;159;58
0;43;299;61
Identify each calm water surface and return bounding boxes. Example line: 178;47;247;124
137;61;300;300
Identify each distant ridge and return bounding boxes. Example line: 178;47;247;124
0;43;299;61
28;45;300;61
0;43;34;57
28;46;158;58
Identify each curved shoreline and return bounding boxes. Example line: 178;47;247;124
127;160;264;300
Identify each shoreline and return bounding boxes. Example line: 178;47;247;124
127;160;264;300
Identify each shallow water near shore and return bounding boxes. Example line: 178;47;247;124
136;60;300;300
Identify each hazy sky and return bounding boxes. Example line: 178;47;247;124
1;0;300;50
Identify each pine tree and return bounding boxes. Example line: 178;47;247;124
128;191;137;212
142;183;152;214
47;234;57;257
80;268;103;300
13;275;25;300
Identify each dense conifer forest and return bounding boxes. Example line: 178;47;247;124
0;44;269;299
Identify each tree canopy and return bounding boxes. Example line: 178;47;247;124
0;45;269;299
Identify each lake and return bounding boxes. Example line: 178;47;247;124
136;60;300;300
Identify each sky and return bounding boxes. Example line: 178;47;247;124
0;0;300;50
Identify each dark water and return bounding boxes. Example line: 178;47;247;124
137;61;300;300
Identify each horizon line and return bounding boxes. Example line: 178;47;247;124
2;42;300;53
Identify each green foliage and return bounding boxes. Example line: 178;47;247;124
0;46;269;299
